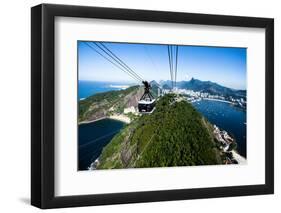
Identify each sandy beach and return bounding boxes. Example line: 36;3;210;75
79;114;131;125
109;114;131;124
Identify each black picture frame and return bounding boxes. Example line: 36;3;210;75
31;3;274;209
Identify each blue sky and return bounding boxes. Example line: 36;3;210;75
78;41;247;90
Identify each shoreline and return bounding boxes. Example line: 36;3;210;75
231;150;247;165
192;98;246;111
79;114;131;125
191;97;232;104
79;116;107;125
203;98;232;104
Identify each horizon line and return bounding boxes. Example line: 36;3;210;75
79;79;246;91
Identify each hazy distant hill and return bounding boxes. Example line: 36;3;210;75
160;78;246;98
150;80;161;98
79;77;246;124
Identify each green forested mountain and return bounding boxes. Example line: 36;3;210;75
97;94;222;169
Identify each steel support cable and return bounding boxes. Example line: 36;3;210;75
171;46;174;89
138;128;158;157
175;46;178;88
143;46;163;91
96;42;144;82
144;46;160;75
99;42;145;81
168;45;173;89
95;43;163;93
85;43;142;83
131;124;161;167
92;42;143;82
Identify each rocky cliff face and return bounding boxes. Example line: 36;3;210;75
122;87;144;108
79;86;143;122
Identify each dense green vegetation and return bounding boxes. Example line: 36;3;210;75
97;94;222;169
79;86;140;122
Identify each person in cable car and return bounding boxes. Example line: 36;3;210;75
138;81;156;113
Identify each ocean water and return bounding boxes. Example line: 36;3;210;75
192;100;246;157
78;80;131;100
78;80;132;170
78;119;125;170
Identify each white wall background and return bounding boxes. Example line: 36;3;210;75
0;0;279;212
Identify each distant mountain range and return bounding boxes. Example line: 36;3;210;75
157;78;246;98
79;78;246;123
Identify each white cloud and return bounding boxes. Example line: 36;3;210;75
184;74;191;81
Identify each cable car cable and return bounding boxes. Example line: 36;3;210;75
93;42;143;82
99;42;145;81
86;42;141;83
95;42;144;82
168;45;173;89
175;46;178;88
85;43;142;83
171;46;174;89
89;42;142;82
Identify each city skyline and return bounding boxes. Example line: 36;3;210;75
78;41;247;90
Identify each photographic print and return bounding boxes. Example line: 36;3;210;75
31;5;274;208
78;41;247;171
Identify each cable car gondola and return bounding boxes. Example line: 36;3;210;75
138;81;156;113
